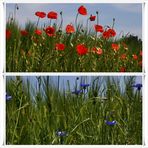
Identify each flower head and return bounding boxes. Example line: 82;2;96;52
105;120;117;126
56;129;68;137
132;54;138;60
44;26;55;36
80;83;90;89
55;43;65;51
92;47;103;55
94;25;104;33
111;43;119;52
139;61;142;67
132;83;142;91
66;24;75;34
140;50;142;56
78;5;87;15
119;67;126;72
108;28;116;37
35;11;46;18
35;29;42;36
20;30;28;36
76;44;88;56
6;29;11;40
47;11;58;19
72;90;83;95
90;15;96;21
102;31;110;39
120;54;127;60
6;93;12;101
103;28;116;39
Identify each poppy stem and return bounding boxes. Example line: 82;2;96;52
59;11;63;31
75;13;79;31
112;18;115;29
96;11;99;25
86;18;89;35
36;17;40;28
49;19;52;26
14;4;18;20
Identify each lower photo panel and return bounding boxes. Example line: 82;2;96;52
6;76;142;145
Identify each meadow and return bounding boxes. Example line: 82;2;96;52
6;76;142;144
6;5;142;72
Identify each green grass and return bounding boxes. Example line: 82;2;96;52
6;18;142;72
6;76;142;144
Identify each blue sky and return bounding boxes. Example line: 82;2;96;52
6;3;142;38
7;76;142;96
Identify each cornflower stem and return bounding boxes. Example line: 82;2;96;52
60;137;64;144
11;96;23;143
83;88;86;100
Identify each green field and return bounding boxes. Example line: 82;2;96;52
6;76;142;144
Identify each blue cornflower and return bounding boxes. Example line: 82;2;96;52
72;89;83;95
56;130;68;137
132;83;142;91
6;93;12;101
80;83;90;89
105;120;117;126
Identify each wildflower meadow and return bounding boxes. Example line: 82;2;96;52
6;76;142;144
6;4;142;72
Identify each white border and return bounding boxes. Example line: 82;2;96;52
1;0;147;148
144;1;148;146
0;146;144;148
3;0;145;4
0;1;4;147
4;73;144;76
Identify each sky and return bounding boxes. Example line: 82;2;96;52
6;3;142;39
7;76;142;97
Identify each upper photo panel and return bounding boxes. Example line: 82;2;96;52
6;3;142;72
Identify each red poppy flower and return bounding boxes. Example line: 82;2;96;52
55;43;65;51
35;29;42;36
132;54;138;60
35;11;46;18
111;43;119;52
44;26;55;36
120;54;127;60
139;61;142;66
66;24;75;34
6;29;11;40
96;48;103;55
102;31;110;39
119;67;126;72
76;44;88;55
94;25;104;33
90;15;96;21
140;50;142;56
47;11;58;19
92;47;103;55
20;30;28;36
108;28;116;37
78;5;87;15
